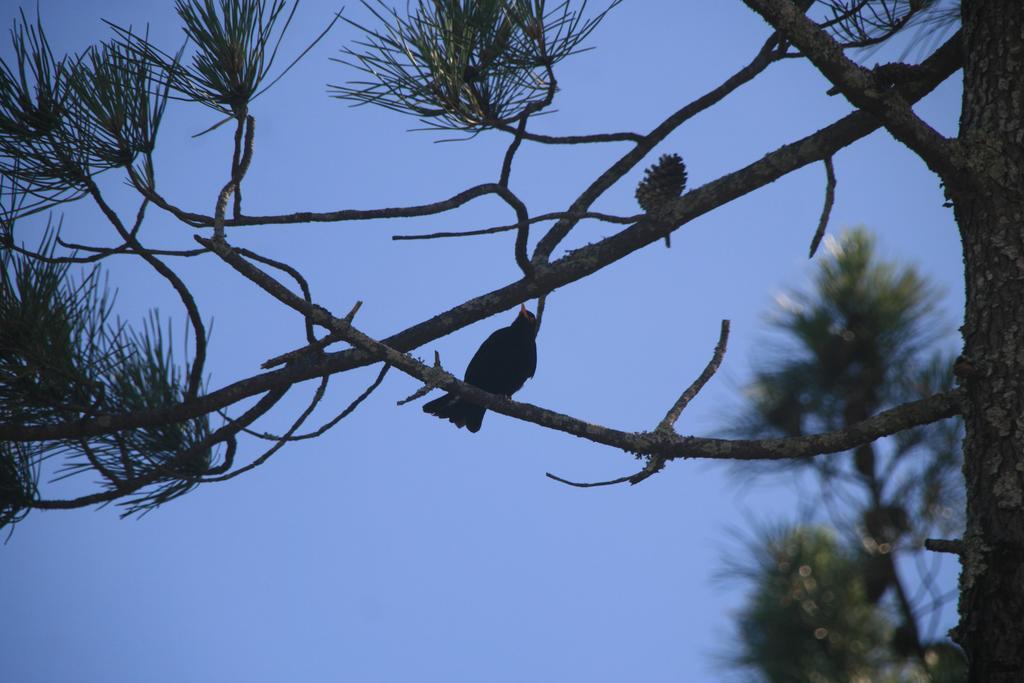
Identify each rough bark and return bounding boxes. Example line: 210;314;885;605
956;2;1024;679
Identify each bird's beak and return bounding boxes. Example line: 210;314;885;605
519;303;528;317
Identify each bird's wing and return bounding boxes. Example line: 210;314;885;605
524;339;537;380
464;328;510;385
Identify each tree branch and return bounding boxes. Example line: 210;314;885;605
0;31;961;445
391;210;640;241
28;386;287;510
656;320;730;433
136;182;517;229
808;155;836;258
196;234;966;470
925;538;963;555
742;0;962;182
84;179;208;402
531;32;786;262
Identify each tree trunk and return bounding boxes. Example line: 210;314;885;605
956;2;1024;680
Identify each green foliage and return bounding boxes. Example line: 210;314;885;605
112;0;334;121
737;228;962;537
172;0;296;115
725;525;967;683
68;40;170;168
885;354;964;539
728;526;892;682
332;0;620;131
0;10;85;211
747;229;942;437
1;243;113;424
0;11;171;219
725;229;966;681
0;441;37;530
811;1;961;54
0;0;336;531
0;242;213;525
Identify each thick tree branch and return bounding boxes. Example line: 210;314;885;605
532;33;787;262
198;234;965;468
742;0;962;181
27;386;287;511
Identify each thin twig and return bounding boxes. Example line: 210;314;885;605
534;295;547;334
343;300;362;322
398;352;442;406
545;471;635;488
283;363;388;441
231;364;390;444
237;247;316;343
28;387;287;510
391;211;640;241
924;538;963;555
499;109;532;187
79;439;124;489
214;115;256;239
84;179;208;402
489;123;643;145
209;376;329;480
809;156;836;257
137;181;512;229
492;185;534;278
56;241;208;258
260;301;363;370
657;320;730;433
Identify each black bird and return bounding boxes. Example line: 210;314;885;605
423;304;538;432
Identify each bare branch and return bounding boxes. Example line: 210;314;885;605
232;363;390;445
137;182;515;229
237;247;317;343
532;32;787;262
206;377;329;481
215;115;256;239
262;333;338;369
742;0;961;182
656;320;730;433
398;352;443;406
925;538;964;555
493;185;534;278
809;156;837;258
499;110;530;188
545;471;634;488
286;363;388;441
84;179;208;402
391;211;640;242
343;300;363;322
198;233;966;470
0;32;961;445
489;124;643;145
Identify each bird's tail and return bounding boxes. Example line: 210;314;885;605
422;393;486;433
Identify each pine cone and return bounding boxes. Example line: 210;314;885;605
635;153;687;214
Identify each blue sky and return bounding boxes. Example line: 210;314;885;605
2;2;964;681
